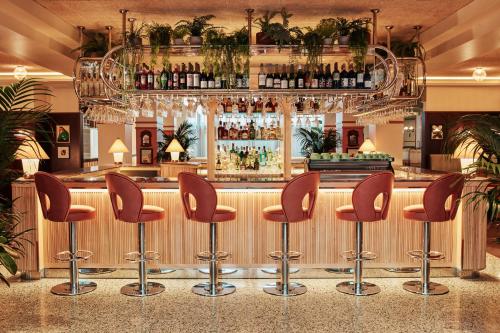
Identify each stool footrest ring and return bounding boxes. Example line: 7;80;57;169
341;250;377;261
124;251;160;263
268;250;302;261
196;250;230;262
407;250;445;261
54;250;93;262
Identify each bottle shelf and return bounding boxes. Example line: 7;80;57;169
124;88;376;97
216;139;282;142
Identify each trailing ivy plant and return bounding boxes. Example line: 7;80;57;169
302;27;324;67
147;22;172;67
349;18;371;70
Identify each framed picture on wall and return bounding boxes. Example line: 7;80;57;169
140;130;152;147
56;125;70;143
140;148;153;164
57;146;70;159
431;124;443;140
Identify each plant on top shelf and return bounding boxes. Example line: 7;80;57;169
335;17;352;45
172;25;189;45
127;22;146;48
158;121;199;162
301;27;324;67
254;8;303;48
72;32;109;57
391;30;426;59
315;18;338;45
147;22;172;67
349;18;371;70
175;15;217;45
295;127;341;157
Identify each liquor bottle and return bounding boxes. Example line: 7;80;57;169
311;66;319;89
222;122;229;140
333;62;340;89
304;65;311;89
221;73;227;89
348;63;356;89
186;62;193;89
216;152;222;170
265;64;274;89
240;125;249;140
318;64;325;89
255;97;263;113
193;63;201;89
154;68;161;90
214;67;222;89
288;64;296;89
160;66;168;90
340;63;348;89
273;64;281;89
229;123;238;139
200;68;208;89
147;66;154;90
208;65;215;89
296;64;304;89
243;70;249;89
249;120;256;140
258;63;266;89
280;64;288;89
217;121;224;139
173;64;179;90
134;64;141;90
140;63;148;90
363;65;372;89
167;64;173;90
238;125;244;139
325;64;333;89
179;63;187;89
356;64;364;89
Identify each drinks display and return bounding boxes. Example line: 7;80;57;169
260;62;373;90
215;144;282;172
216;118;282;141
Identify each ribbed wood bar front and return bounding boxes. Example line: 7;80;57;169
12;179;486;275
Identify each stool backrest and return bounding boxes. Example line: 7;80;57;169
352;172;394;222
34;171;71;222
178;172;217;223
105;172;144;222
423;173;465;222
281;171;320;222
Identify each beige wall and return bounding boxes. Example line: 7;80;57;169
367;123;404;165
97;123;136;165
45;82;78;113
426;85;500;112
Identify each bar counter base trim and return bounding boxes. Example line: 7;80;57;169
263;282;307;296
191;282;236;297
120;282;165;297
402;280;449;295
51;281;97;296
336;281;381;296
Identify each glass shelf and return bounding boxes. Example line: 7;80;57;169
216;139;281;142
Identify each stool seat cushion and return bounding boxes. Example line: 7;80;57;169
262;204;308;223
335;205;383;222
403;204;451;222
118;204;165;223
66;204;96;222
212;205;236;222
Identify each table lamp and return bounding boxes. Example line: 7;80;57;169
166;138;184;162
108;138;129;165
359;139;376;154
15;139;49;178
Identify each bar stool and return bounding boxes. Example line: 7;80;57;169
105;172;165;297
403;173;465;295
34;172;97;296
335;172;394;296
178;172;237;297
262;171;320;296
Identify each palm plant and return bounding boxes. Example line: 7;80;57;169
0;78;51;286
157;121;198;162
72;32;109;57
254;8;303;48
444;114;499;224
295;128;340;157
175;15;217;44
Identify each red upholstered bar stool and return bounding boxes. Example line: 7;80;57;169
178;172;237;297
336;172;394;296
262;171;320;296
403;173;465;295
105;172;165;297
34;172;97;296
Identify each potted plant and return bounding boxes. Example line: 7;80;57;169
316;18;337;45
295;127;341;157
157;121;198;162
254;8;303;48
254;10;278;44
391;40;426;58
349;18;371;69
335;17;351;45
172;25;188;45
0;78;51;286
302;28;324;67
175;15;217;45
128;23;145;48
147;23;172;66
72;32;109;57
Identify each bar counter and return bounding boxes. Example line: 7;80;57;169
12;167;487;276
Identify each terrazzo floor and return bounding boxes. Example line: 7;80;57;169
1;256;499;333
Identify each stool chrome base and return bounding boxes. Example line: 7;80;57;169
192;282;236;297
403;280;449;295
336;281;381;296
261;267;300;274
198;268;237;275
325;268;354;274
79;268;116;275
51;281;97;296
147;268;176;275
263;282;307;296
120;282;165;297
384;267;420;273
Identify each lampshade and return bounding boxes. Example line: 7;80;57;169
472;67;487;82
108;138;129;153
165;138;185;153
15;140;49;160
359;139;376;153
453;139;480;159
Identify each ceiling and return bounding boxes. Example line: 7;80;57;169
35;0;473;41
0;51;52;72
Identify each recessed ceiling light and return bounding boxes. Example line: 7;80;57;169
13;65;28;80
472;67;487;81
